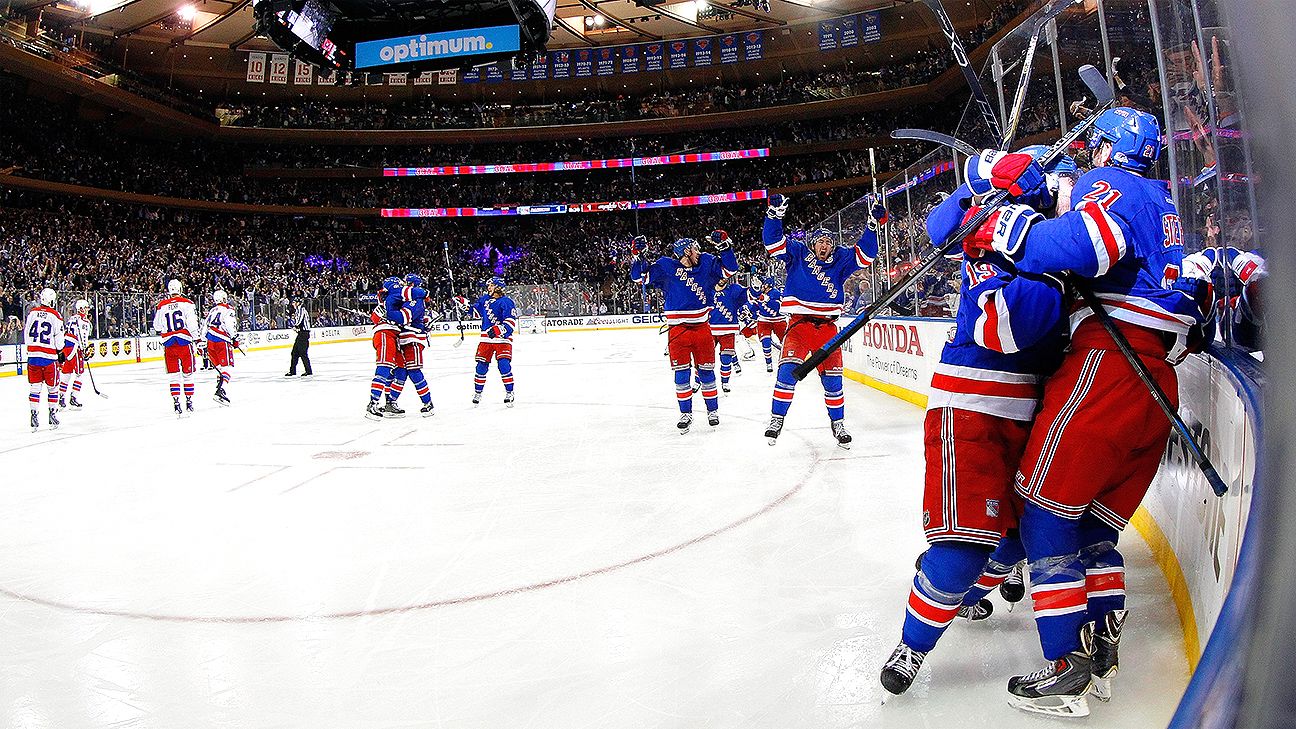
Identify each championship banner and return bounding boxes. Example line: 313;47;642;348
693;37;712;66
668;40;688;69
510;62;529;81
461;67;481;83
529;54;549;80
743;31;764;61
385;72;408;85
246;52;266;83
485;64;505;82
551;50;571;78
268;53;290;84
719;34;740;64
596;47;616;76
438;68;458;84
294;59;314;84
818;20;839;50
574;48;593;77
861;11;882;43
620;45;640;74
644;42;664;72
840;15;859;47
414;71;436;85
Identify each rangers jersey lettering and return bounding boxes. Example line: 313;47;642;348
763;217;876;317
153;296;199;346
748;286;783;322
474;294;518;343
631;249;739;325
710;283;751;334
24;306;65;366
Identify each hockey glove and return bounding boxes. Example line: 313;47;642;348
766;193;789;219
82;346;94;360
866;203;889;231
57;350;67;364
966;150;1047;200
709;229;732;250
960;204;1042;259
630;235;648;256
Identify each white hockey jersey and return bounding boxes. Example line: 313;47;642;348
202;303;239;344
24;306;66;366
63;313;92;352
153;296;199;347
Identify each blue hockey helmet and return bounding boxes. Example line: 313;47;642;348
404;272;424;287
487;276;505;289
1017;144;1079;208
673;237;699;258
381;276;402;292
1088;107;1162;172
807;228;836;248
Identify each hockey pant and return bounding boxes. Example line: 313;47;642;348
667;324;716;414
770;317;843;422
475;341;514;395
28;363;58;412
163;344;195;402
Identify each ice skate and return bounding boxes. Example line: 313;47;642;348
173;397;183;418
880;642;927;695
831;419;852;449
68;395;82;409
707;411;719;427
58;394;66;409
957;598;994;621
30;410;39;432
1007;624;1095;717
382;401;406;418
214;387;231;406
721;382;731;394
365;400;384;421
504;391;515;408
765;414;784;445
1090;609;1128;701
676;412;693;434
1000;562;1026;603
472;392;482;406
48;408;59;430
420;402;435;418
765;362;773;373
185;396;195;415
691;381;701;394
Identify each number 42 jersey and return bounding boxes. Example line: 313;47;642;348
23;305;66;367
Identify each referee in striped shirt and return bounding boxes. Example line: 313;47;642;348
285;296;313;377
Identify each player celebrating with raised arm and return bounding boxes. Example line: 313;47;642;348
631;232;739;433
760;194;881;449
365;276;408;421
201;290;239;406
24;288;65;431
959;108;1211;716
880;146;1077;698
708;275;751;394
387;273;435;418
748;276;785;372
58;298;92;410
468;276;518;407
153;279;200;417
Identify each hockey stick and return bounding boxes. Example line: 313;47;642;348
920;0;1003;142
1000;0;1083;149
792;66;1114;381
442;242;465;348
1073;282;1228;496
85;361;108;398
892;128;980;157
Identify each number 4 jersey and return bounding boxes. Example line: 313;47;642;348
24;305;65;366
153;296;199;346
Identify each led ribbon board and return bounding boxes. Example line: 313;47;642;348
380;189;767;217
356;25;521;69
383;148;770;176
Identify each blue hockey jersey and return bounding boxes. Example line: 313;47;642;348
1010;167;1202;338
632;249;739;325
710;282;751;334
926;185;1068;420
474;293;518;343
763;217;876;317
748;286;783;322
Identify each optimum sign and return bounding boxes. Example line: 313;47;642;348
355;25;521;69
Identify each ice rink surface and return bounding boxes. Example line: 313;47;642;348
0;329;1187;728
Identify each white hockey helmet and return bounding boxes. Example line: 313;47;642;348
167;279;183;295
75;298;89;312
212;289;227;304
39;288;57;307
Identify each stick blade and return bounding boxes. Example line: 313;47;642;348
1079;64;1116;107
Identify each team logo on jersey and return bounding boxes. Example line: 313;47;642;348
986;499;1000;518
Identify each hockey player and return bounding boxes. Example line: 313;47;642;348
385;273;435;417
630;232;738;433
468;277;518;407
58;299;93;410
748;277;785;372
24;288;65;431
365;276;408;420
708;275;751;393
959;108;1210;716
760;194;881;448
880;147;1077;697
201;290;239;406
153;280;200;417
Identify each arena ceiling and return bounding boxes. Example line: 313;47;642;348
16;0;934;50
